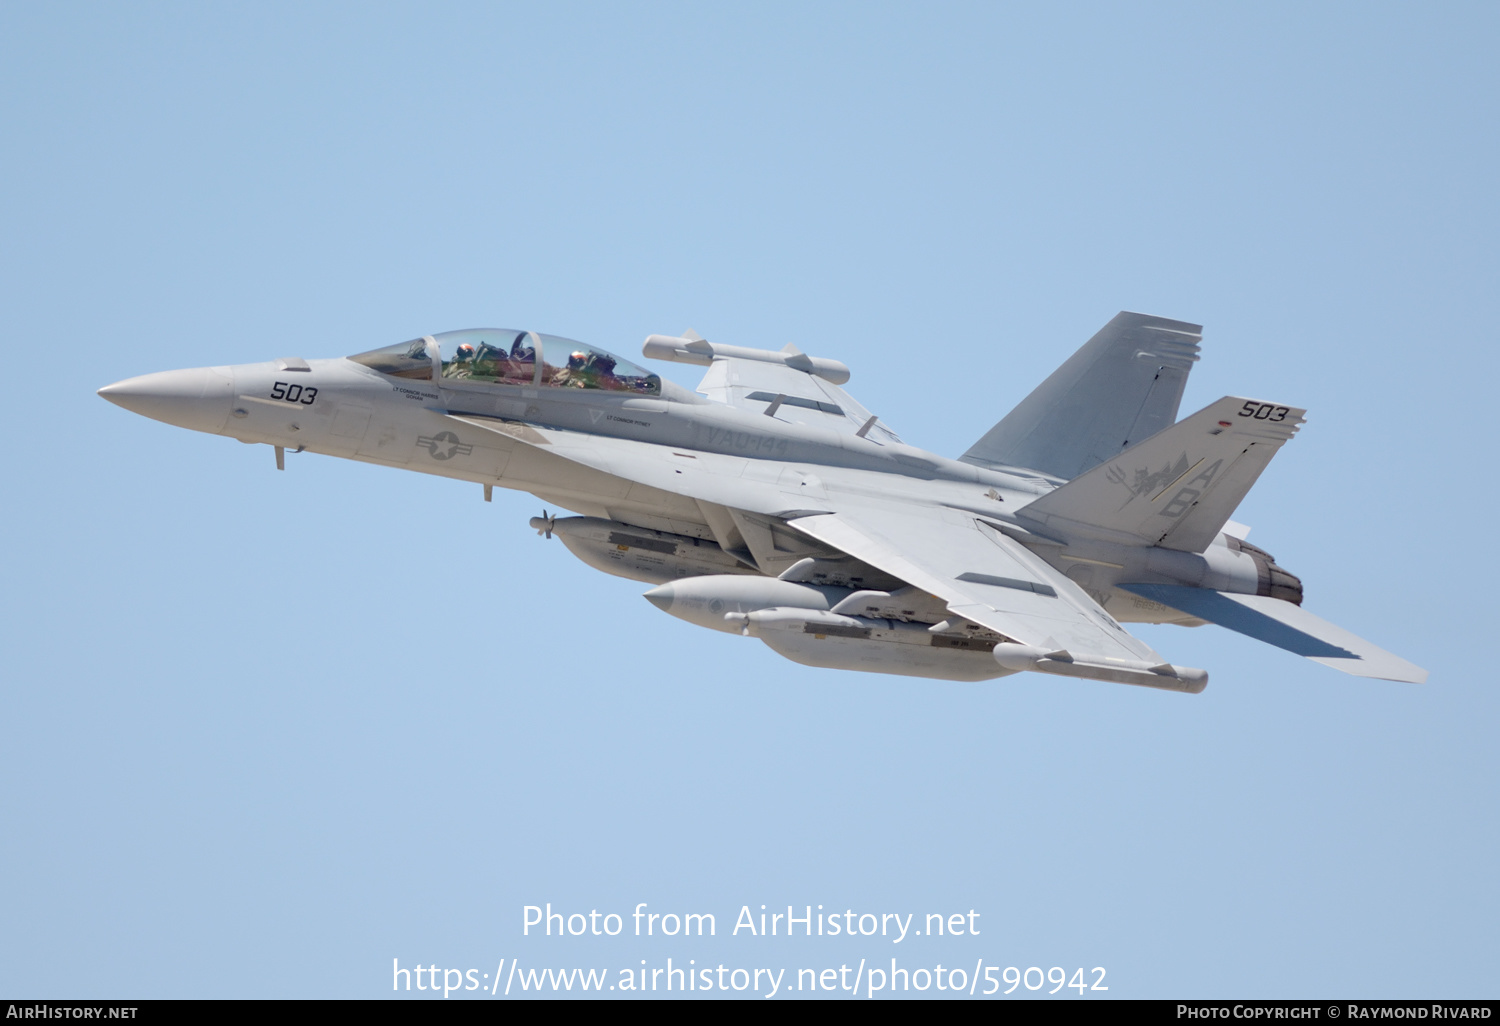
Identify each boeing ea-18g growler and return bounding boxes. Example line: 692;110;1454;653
98;313;1426;692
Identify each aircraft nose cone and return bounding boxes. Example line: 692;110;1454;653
98;367;234;434
643;584;675;613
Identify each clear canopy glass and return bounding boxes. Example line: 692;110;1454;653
435;329;660;395
351;330;660;396
347;338;435;380
436;328;537;386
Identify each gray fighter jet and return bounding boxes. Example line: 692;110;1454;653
98;313;1426;692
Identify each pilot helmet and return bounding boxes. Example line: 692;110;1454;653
568;351;588;369
456;343;475;360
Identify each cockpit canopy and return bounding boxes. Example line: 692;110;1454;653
349;329;661;396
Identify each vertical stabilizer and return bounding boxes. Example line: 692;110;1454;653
961;311;1201;479
1015;396;1306;553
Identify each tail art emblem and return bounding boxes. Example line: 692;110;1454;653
1105;452;1191;509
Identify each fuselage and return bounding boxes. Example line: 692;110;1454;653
98;334;1282;635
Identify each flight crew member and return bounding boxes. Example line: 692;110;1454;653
443;343;476;378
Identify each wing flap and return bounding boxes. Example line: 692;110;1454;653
1119;584;1428;683
788;505;1165;665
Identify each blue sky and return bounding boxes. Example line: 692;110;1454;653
2;1;1496;999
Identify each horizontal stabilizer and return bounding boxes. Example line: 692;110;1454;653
1119;584;1427;684
1016;396;1306;552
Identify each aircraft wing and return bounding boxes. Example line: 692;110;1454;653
640;330;902;443
786;504;1163;664
455;415;1206;690
694;355;904;444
